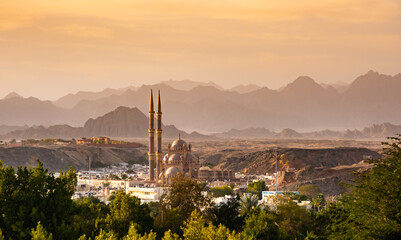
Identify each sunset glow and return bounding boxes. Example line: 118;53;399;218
1;0;400;99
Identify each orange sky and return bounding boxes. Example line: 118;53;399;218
1;0;400;100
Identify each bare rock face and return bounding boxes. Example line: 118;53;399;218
200;147;380;196
83;106;148;137
0;145;147;172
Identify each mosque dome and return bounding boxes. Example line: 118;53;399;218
165;167;180;177
171;138;187;149
168;153;182;163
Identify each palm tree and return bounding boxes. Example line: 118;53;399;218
315;193;326;212
239;194;259;216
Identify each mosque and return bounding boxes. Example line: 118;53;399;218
148;90;235;185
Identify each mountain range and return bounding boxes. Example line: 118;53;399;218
216;122;401;140
1;105;400;141
0;107;212;140
1;70;401;133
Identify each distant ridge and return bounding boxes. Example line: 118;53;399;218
0;106;212;140
215;122;401;140
229;84;262;94
54;87;136;109
160;79;223;91
3;92;23;99
1;71;401;132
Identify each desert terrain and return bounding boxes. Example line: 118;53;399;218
0;138;383;196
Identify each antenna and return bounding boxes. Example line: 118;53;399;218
88;156;92;192
275;151;278;193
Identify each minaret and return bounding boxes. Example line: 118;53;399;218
148;89;155;181
156;90;163;180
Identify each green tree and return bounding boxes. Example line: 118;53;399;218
72;197;109;238
241;210;279;240
123;224;156;240
94;229;118;240
275;198;312;239
313;193;326;212
31;222;53;240
161;230;181;240
162;174;211;219
239;194;259;217
101;191;153;237
211;198;243;232
181;210;237;240
327;135;401;239
210;185;233;198
0;160;76;240
297;184;321;200
247;181;267;200
311;202;349;239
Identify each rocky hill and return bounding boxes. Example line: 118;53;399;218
84;106;148;137
0;144;147;172
0;106;212;140
199;146;380;196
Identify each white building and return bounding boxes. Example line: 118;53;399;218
125;186;165;203
213;195;234;206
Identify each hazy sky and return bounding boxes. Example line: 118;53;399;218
1;0;400;100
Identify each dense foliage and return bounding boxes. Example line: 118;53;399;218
0;135;401;239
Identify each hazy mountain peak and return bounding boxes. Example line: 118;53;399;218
160;79;223;91
282;76;323;93
366;70;379;76
54;87;126;109
3;92;23;99
293;76;317;85
229;84;262;94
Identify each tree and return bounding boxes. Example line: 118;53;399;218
314;193;326;212
123;224;156;240
158;174;211;220
327;135;401;239
161;230;180;240
31;222;53;240
0;160;76;240
100;191;153;237
297;184;321;200
72;197;109;239
247;181;267;199
94;229;118;240
181;210;237;240
241;210;279;239
211;198;244;231
275;198;312;239
155;174;212;236
210;185;233;198
239;194;259;217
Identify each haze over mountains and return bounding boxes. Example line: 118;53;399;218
1;70;401;134
0;107;210;140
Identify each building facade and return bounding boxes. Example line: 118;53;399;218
148;90;235;185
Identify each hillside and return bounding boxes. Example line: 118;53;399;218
0;106;212;140
199;146;380;196
0;145;146;172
